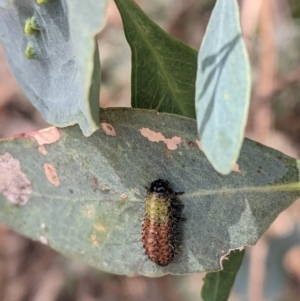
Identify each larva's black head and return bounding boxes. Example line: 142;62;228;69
149;179;170;194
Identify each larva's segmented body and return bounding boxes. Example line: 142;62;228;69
142;179;185;267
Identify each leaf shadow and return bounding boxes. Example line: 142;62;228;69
197;34;241;137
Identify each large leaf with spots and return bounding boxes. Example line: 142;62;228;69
0;0;107;136
0;109;299;276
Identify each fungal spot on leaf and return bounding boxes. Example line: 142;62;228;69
100;184;110;192
140;128;182;150
0;153;32;205
92;177;98;187
39;236;48;245
120;193;128;200
43;163;60;186
100;122;116;137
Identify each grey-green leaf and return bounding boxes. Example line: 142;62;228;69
195;0;251;174
201;249;245;301
115;0;197;118
0;109;299;277
0;0;107;136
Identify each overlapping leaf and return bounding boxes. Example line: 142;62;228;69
0;0;107;136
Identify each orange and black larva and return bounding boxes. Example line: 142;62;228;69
142;179;185;266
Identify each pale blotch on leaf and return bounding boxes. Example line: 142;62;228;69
39;236;48;245
84;205;95;218
38;145;47;155
120;193;128;200
100;122;116;137
90;234;98;246
0;153;32;205
140;128;182;150
12;128;60;156
43;163;60;186
30;127;60;146
94;223;106;232
100;184;110;192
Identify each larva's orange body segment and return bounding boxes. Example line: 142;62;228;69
142;179;184;267
142;220;174;266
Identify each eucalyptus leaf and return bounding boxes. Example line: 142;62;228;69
0;109;299;277
115;0;197;118
195;0;251;174
0;0;107;136
201;249;245;301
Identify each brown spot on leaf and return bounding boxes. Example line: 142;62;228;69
0;153;32;205
100;122;116;136
43;163;60;186
188;141;195;147
92;177;98;186
140;128;182;150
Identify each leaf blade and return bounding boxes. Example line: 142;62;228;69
195;0;251;174
115;0;197;118
0;108;299;276
201;249;245;301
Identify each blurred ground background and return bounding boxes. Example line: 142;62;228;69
0;0;300;300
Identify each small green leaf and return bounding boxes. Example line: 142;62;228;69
115;0;197;118
201;249;245;301
195;0;251;174
0;109;299;276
